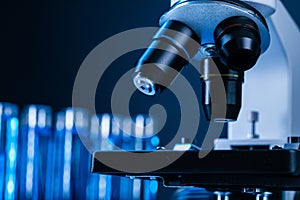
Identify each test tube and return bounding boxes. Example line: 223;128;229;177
49;108;90;199
0;152;4;199
132;115;144;200
87;114;159;200
109;115;123;200
85;115;101;200
119;116;134;199
123;115;159;200
18;105;52;199
0;103;18;200
144;116;160;151
142;115;159;200
86;114;116;200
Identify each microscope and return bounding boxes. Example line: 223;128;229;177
92;0;300;199
132;0;270;123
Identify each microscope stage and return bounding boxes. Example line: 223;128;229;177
91;150;300;191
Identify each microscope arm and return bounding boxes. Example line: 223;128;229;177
270;1;300;137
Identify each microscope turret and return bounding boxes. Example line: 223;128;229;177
132;0;270;122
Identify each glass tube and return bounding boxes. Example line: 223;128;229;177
86;114;123;200
85;115;101;200
123;115;159;200
119;116;134;199
0;103;18;200
142;115;159;200
87;114;160;200
18;105;52;199
144;115;159;151
49;108;90;200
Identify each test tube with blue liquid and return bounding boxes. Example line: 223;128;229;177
118;116;134;199
18;105;52;199
122;115;159;200
86;114;116;200
87;114;159;200
85;115;102;200
109;114;123;200
145;116;160;150
0;103;18;199
49;108;90;199
142;115;159;200
132;115;144;200
136;115;159;200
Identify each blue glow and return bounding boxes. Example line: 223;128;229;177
150;136;160;147
0;154;4;198
62;131;73;199
149;180;158;193
10;118;18;132
5;117;19;199
8;148;16;167
7;177;15;195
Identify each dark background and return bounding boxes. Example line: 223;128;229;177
1;0;299;107
0;0;299;144
1;0;299;108
1;0;299;145
0;0;211;147
0;1;168;109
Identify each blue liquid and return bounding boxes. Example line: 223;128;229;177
49;129;90;199
18;106;52;199
5;118;19;200
48;109;90;200
0;103;19;200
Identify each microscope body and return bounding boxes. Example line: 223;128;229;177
134;0;300;140
133;0;271;122
166;0;300;141
92;1;300;199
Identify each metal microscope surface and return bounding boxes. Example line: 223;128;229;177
160;0;270;53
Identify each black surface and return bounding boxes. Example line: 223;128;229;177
92;150;300;190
